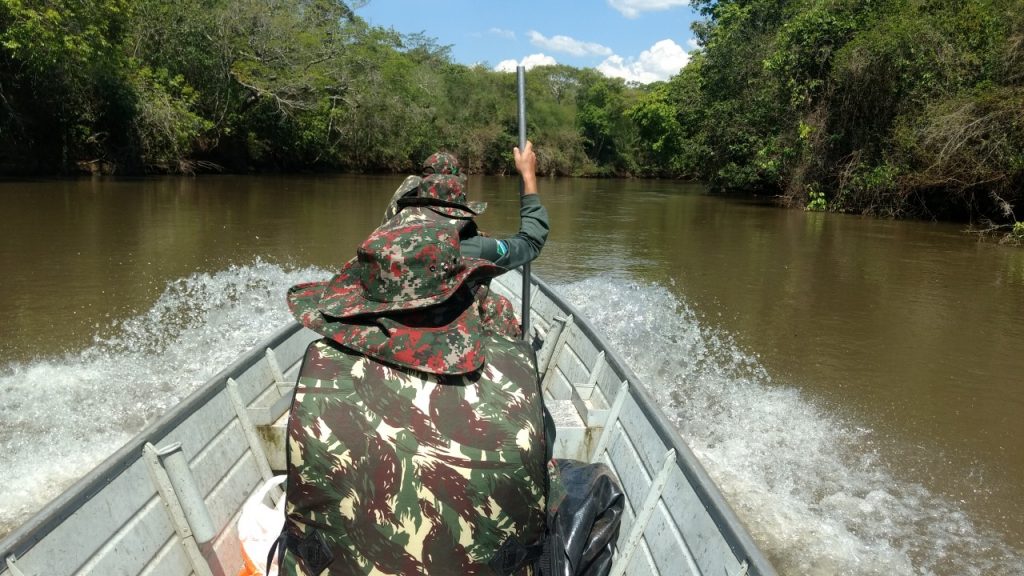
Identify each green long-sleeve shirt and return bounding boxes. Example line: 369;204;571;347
461;194;548;269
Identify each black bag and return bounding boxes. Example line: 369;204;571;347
538;460;625;576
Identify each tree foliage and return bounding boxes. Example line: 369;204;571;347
0;0;622;176
1;0;131;170
686;0;1024;224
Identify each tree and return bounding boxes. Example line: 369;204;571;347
628;83;685;177
576;71;633;175
1;0;132;172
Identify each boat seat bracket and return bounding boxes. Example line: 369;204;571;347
590;381;629;463
610;448;677;576
4;556;26;576
265;348;286;385
570;353;611;427
576;351;606;400
539;315;574;390
228;378;278;489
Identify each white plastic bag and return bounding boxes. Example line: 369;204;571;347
237;475;287;576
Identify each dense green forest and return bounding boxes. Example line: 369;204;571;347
1;0;1022;235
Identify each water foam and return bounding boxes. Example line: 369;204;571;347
0;260;329;538
559;277;1023;576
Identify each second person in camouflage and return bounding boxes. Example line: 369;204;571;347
384;143;547;340
385;143;549;271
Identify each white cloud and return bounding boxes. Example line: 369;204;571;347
489;28;516;40
608;0;691;19
494;53;558;73
596;39;689;83
687;38;700;50
527;31;612;57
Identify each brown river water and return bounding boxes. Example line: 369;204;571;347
1;174;1022;574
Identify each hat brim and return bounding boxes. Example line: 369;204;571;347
315;255;503;320
396;195;487;217
431;202;488;218
287;282;486;374
381;175;424;224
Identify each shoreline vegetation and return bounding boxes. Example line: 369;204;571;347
2;0;1022;243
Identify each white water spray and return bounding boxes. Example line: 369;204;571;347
559;277;1022;576
0;260;329;538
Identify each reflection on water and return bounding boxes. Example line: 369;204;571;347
1;174;1023;573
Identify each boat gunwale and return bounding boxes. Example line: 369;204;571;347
530;273;777;576
0;321;305;564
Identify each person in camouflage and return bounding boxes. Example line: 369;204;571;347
383;143;548;339
387;174;518;340
386;144;548;272
280;218;549;576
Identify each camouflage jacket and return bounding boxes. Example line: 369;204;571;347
280;335;547;575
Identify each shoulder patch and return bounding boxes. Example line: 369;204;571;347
496;240;508;257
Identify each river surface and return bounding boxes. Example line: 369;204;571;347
1;174;1022;575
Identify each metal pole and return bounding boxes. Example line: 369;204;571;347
516;66;531;342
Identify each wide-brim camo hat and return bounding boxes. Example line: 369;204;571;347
315;219;503;319
410;173;487;218
287;281;489;374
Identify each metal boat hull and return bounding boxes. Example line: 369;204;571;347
0;270;775;576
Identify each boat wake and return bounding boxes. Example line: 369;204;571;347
0;260;329;540
558;277;1023;576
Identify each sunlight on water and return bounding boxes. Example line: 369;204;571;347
0;260;329;539
559;278;1023;576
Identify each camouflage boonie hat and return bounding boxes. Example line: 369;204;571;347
287;283;489;374
421;151;462;176
286;219;505;373
398;174;487;218
317;220;502;319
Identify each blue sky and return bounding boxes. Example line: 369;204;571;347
355;0;702;84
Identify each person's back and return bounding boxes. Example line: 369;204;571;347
279;220;548;575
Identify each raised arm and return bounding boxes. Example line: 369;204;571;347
461;141;549;268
